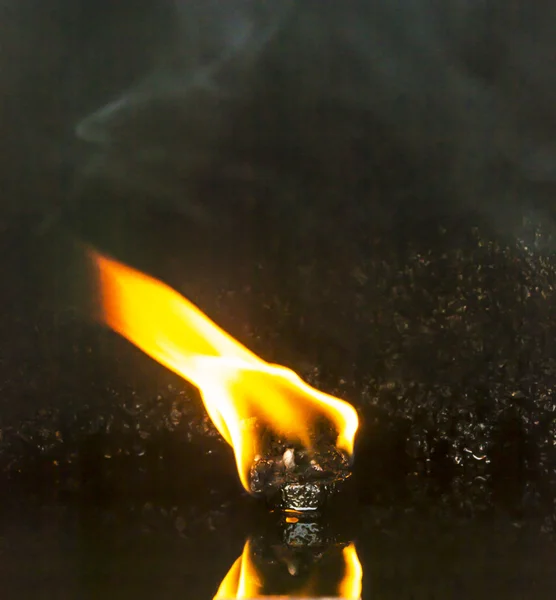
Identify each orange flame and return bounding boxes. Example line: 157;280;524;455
89;250;359;492
214;540;362;599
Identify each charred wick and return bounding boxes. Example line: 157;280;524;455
247;418;355;514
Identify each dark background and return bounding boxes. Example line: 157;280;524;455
1;1;555;598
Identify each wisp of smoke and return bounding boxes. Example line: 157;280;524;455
73;0;556;235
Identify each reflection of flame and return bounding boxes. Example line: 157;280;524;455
214;540;262;599
339;545;363;600
90;250;359;492
214;540;362;599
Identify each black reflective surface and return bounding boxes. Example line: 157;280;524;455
1;478;555;599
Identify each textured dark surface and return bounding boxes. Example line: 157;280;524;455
4;210;556;492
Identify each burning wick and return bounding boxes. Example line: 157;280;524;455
283;448;296;471
89;249;359;504
250;442;353;512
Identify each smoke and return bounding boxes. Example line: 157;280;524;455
67;1;556;233
76;1;295;144
0;0;178;225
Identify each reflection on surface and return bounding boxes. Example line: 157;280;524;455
215;538;362;599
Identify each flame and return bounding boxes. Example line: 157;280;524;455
89;250;359;492
214;540;362;599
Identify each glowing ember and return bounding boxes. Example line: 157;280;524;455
214;539;362;599
89;249;359;493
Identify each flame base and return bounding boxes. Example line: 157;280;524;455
249;439;352;513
